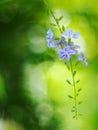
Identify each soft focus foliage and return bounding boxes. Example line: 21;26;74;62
0;0;98;130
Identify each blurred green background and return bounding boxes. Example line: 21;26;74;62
0;0;98;130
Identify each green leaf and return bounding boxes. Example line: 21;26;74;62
68;95;73;99
58;16;63;21
76;93;79;96
62;25;65;31
79;113;82;116
71;110;75;112
78;88;82;92
73;70;77;77
73;115;76;118
66;79;72;85
78;101;82;104
55;18;59;23
50;23;56;26
76;80;80;84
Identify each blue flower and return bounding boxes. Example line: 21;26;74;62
61;29;79;39
46;29;55;48
70;42;80;53
46;29;54;40
55;39;68;47
46;29;67;48
78;52;88;66
58;46;76;60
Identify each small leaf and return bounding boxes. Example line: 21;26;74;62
68;95;73;99
72;106;75;110
76;80;80;84
58;16;63;21
73;115;76;118
62;25;65;31
50;23;56;26
66;79;72;85
71;110;75;112
55;18;59;23
76;93;79;96
78;101;82;104
79;113;82;116
78;88;82;92
73;70;77;77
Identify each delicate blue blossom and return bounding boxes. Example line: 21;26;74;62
55;39;68;47
70;42;80;53
61;29;79;39
46;29;55;48
46;29;66;48
46;29;54;40
58;46;76;60
78;52;88;66
47;39;56;48
46;28;88;66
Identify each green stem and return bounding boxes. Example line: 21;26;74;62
49;10;63;33
70;59;78;119
49;10;64;49
43;0;62;33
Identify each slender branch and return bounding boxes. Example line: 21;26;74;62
70;59;78;119
44;0;62;33
49;10;63;33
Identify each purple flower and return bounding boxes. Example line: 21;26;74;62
70;42;80;53
46;29;67;48
78;52;88;66
46;29;55;48
61;29;79;39
54;39;68;47
58;46;76;61
46;29;54;40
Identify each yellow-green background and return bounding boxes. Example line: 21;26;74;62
0;0;97;130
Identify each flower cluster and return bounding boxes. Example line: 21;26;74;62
45;8;88;119
46;29;88;66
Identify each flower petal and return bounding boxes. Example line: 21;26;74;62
78;52;88;66
72;32;79;39
84;60;88;66
61;29;72;39
59;54;65;60
58;49;65;55
64;46;70;51
65;54;70;60
46;29;54;39
47;40;54;48
78;52;84;61
66;29;72;37
68;49;76;55
60;33;68;38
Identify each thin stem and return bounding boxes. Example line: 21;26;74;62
44;0;62;33
49;10;63;33
70;59;78;119
49;10;64;49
